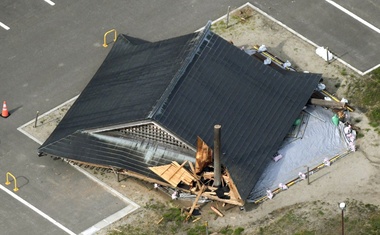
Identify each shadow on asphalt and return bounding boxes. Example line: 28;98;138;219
9;105;23;116
15;176;30;189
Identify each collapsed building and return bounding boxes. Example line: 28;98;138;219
38;23;337;207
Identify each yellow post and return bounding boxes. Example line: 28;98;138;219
103;29;117;48
5;172;19;192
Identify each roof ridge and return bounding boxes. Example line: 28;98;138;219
147;21;213;119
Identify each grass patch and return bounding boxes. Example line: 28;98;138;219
233;227;245;235
211;20;228;33
346;67;380;127
144;201;166;211
253;200;380;235
162;207;185;223
186;224;207;235
219;226;245;235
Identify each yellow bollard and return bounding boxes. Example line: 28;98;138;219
103;29;117;48
5;172;19;192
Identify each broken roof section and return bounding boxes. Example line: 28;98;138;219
39;22;322;201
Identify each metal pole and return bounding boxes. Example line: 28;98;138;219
326;47;330;64
205;221;208;235
34;111;39;128
341;209;344;235
213;125;222;187
226;6;231;28
307;166;310;185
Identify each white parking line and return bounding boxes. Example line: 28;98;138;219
245;2;378;75
44;0;55;6
18;95;140;234
79;204;139;235
0;184;76;235
326;0;380;34
74;164;140;234
0;22;10;30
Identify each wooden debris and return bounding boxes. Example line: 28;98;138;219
149;161;196;187
192;217;201;223
188;161;197;178
195;137;213;173
156;217;164;224
202;172;214;180
320;89;354;112
188;161;201;189
310;98;345;109
185;185;206;222
211;206;224;217
167;161;187;181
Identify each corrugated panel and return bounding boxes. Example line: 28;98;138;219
42;131;196;180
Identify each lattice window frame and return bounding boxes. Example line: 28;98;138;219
115;123;190;150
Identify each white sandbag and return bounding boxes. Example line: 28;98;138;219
279;183;288;190
258;45;267;52
316;46;334;61
283;60;291;69
266;189;273;199
244;49;256;56
323;157;331;166
298;172;306;180
317;83;326;91
264;58;272;65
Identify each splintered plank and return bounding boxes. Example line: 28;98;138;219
211;206;224;217
195;136;213;173
223;168;242;201
185;185;206;222
167;161;187;181
188;161;201;189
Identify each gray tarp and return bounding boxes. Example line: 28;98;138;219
249;105;349;200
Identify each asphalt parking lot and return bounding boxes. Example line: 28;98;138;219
253;0;380;74
0;0;379;234
0;1;239;234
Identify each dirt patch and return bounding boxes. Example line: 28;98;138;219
21;4;380;235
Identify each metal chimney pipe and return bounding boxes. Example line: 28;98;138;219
213;124;222;187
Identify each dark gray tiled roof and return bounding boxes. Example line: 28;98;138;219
39;27;321;200
40;33;198;146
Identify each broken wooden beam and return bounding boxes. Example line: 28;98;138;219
185;185;206;222
320;89;354;112
167;161;188;181
211;206;224;217
310;98;346;109
156;217;164;224
188;161;201;189
202;171;214;180
192;217;201;223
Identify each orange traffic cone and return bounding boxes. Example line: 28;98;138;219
1;101;9;118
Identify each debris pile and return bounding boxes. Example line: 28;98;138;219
149;135;244;207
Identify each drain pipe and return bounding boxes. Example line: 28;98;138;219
213;124;222;187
